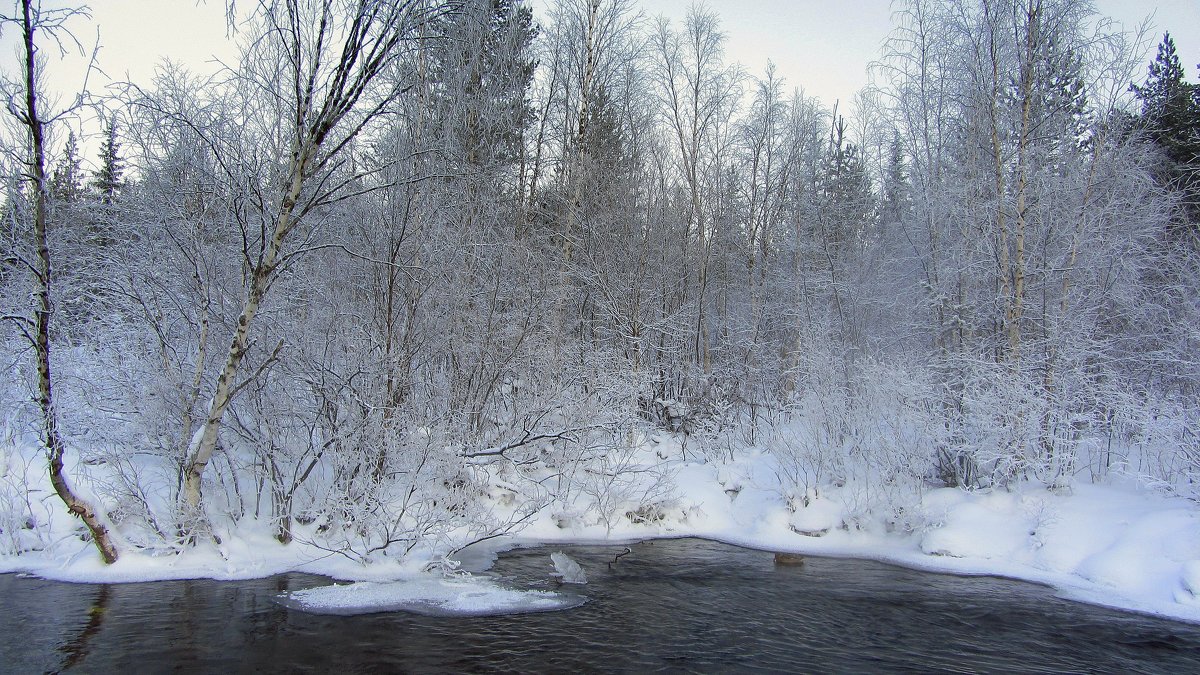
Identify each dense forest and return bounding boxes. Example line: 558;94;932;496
2;0;1198;565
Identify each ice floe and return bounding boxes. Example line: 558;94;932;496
280;575;586;617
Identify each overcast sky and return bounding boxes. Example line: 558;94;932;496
9;0;1200;156
636;0;1199;110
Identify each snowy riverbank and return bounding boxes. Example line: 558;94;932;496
3;443;1200;625
511;458;1200;625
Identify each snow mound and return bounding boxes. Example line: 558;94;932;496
789;498;843;537
919;490;1035;558
1179;561;1200;604
280;576;587;617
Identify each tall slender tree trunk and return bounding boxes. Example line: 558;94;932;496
986;9;1012;366
18;0;118;563
568;0;600;259
1009;0;1039;366
551;0;600;364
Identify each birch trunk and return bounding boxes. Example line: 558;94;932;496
17;0;118;563
1008;0;1039;365
174;0;431;525
182;148;311;515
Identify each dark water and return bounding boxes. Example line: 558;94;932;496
3;538;1200;673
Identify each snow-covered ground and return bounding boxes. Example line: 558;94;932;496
507;450;1200;625
3;436;1200;623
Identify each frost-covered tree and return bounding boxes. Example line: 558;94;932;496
429;0;536;178
0;0;118;563
173;0;443;532
49;131;85;203
651;5;742;382
871;0;1183;488
1131;32;1200;227
90;119;123;204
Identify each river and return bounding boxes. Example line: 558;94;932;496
2;538;1199;672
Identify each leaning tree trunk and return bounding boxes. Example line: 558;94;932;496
18;0;118;563
175;0;435;533
182;146;311;518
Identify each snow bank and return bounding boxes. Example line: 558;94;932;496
280;576;586;617
905;484;1200;621
511;449;1200;625
0;525;436;585
4;428;1200;625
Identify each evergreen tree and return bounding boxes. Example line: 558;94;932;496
429;0;536;177
49;131;85;202
880;134;908;231
579;85;630;177
819;114;874;257
1131;33;1199;222
91;119;124;204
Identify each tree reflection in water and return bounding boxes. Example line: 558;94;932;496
58;584;110;671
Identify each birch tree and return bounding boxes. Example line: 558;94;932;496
0;0;118;562
180;0;440;526
875;0;1179;486
651;5;741;379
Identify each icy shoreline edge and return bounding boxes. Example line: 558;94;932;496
5;518;1200;627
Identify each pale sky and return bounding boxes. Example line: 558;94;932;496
639;0;1199;110
9;0;1200;159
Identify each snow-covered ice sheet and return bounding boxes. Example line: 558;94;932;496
279;576;586;617
550;551;587;584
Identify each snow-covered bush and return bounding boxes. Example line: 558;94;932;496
0;445;53;556
768;355;939;531
1102;390;1200;501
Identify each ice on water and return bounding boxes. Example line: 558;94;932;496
550;551;587;584
280;575;586;617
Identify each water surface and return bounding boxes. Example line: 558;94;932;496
3;538;1199;673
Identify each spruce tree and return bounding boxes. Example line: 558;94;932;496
428;0;536;175
1131;33;1199;223
880;134;908;231
49;131;84;202
91;119;124;204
